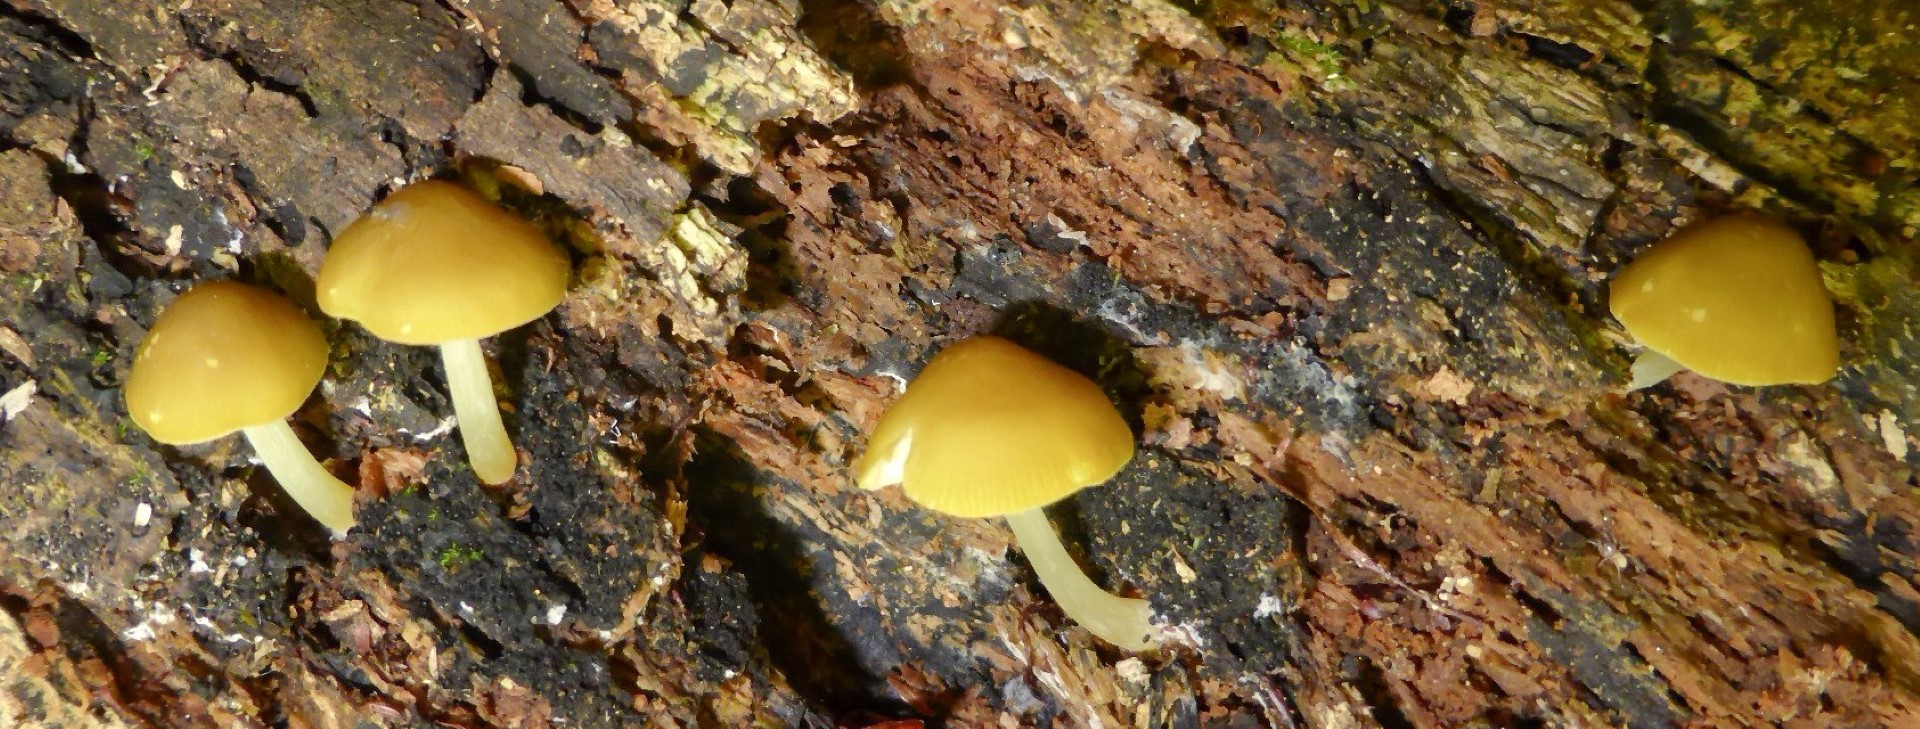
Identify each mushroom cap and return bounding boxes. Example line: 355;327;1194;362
854;336;1136;518
125;281;330;445
317;180;569;345
1608;214;1839;386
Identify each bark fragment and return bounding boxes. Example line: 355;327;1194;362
1;0;1918;726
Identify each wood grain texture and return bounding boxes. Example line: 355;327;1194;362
0;0;1916;726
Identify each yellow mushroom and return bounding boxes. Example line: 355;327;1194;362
1608;214;1839;390
125;280;355;535
855;335;1155;651
317;180;569;485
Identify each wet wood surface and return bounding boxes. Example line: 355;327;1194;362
1;0;1918;726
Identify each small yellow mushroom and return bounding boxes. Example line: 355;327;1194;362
1608;214;1839;390
317;180;569;485
856;336;1155;651
126;280;355;535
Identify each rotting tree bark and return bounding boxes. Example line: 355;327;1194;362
1;0;1918;726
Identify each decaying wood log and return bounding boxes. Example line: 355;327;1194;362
2;0;1918;726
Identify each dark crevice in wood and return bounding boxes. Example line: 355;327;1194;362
504;62;604;136
9;581;175;726
0;3;97;60
176;37;324;120
34;135;158;293
1643;43;1893;227
1394;135;1602;325
1517;33;1597;71
681;430;905;718
795;0;912;92
1352;656;1418;729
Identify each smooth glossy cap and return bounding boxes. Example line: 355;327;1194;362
317;180;569;345
125;281;330;445
854;336;1136;518
1608;214;1839;386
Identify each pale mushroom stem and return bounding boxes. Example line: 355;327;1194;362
240;421;355;536
1627;350;1687;391
1004;507;1156;651
441;338;517;485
